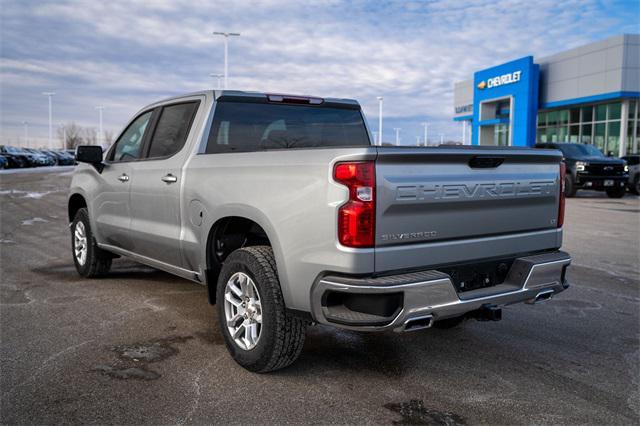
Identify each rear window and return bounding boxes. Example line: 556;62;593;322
206;101;370;153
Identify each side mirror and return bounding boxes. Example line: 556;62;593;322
76;145;104;172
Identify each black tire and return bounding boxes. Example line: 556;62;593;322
71;208;112;277
433;315;466;329
564;175;577;198
216;246;306;373
631;176;640;195
605;186;626;198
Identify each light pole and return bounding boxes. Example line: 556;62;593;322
42;92;55;149
421;122;429;146
377;96;383;145
22;121;28;148
212;32;240;89
209;73;224;89
372;131;378;144
462;121;467;144
393;127;401;146
61;123;67;150
416;136;421;146
96;106;104;146
440;133;444;144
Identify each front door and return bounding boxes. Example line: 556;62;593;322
128;100;200;268
93;110;153;251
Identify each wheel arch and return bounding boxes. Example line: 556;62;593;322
204;213;284;305
68;193;88;223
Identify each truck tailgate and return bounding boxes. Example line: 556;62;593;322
374;147;563;271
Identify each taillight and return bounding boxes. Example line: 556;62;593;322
333;161;375;248
558;162;566;228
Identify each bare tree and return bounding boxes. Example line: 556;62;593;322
103;130;115;147
82;127;98;146
57;122;83;150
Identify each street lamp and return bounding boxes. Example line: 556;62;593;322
439;133;444;144
421;122;429;146
22;121;28;148
42;92;55;149
462;121;467;144
393;127;401;146
377;96;383;145
212;32;241;89
209;73;224;89
416;136;421;146
96;106;104;146
61;123;67;150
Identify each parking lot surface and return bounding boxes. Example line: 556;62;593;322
1;168;639;425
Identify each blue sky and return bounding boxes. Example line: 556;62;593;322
1;0;638;147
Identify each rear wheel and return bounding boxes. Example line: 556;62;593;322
606;186;626;198
564;175;577;198
216;246;306;372
71;208;112;277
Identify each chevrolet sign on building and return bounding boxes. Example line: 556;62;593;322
453;34;640;157
478;70;522;89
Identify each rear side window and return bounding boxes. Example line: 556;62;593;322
147;102;199;159
206;101;370;153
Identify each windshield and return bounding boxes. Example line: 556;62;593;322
556;143;604;158
206;101;370;153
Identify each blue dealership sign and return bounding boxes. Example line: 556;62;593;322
472;56;539;147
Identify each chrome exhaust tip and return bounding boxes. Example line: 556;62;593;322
402;314;433;332
527;289;555;304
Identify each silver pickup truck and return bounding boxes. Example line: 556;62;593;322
69;90;571;372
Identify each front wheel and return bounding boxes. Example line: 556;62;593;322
71;208;112;277
631;176;640;195
216;246;306;373
606;186;626;198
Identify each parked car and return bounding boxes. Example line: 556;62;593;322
69;90;571;372
0;145;34;168
0;155;8;169
535;142;628;198
621;154;640;194
24;148;56;166
42;149;75;166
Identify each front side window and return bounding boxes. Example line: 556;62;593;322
206;101;370;153
110;111;153;162
147;102;199;159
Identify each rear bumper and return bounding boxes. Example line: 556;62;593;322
310;251;571;332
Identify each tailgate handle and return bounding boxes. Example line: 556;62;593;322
469;156;505;168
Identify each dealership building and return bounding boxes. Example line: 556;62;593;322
453;34;639;156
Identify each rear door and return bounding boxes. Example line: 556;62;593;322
374;147;563;270
128;99;201;267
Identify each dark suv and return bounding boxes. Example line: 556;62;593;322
536;143;628;198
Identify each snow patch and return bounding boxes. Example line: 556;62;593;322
21;217;49;226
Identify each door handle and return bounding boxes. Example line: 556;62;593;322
161;174;178;184
118;174;129;182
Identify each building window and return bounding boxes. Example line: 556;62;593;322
537;101;625;155
594;123;606;152
607;121;621;156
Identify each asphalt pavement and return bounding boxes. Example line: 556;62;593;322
1;168;638;425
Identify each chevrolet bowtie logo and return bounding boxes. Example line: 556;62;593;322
477;81;487;90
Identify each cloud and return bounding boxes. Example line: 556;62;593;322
0;0;636;146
